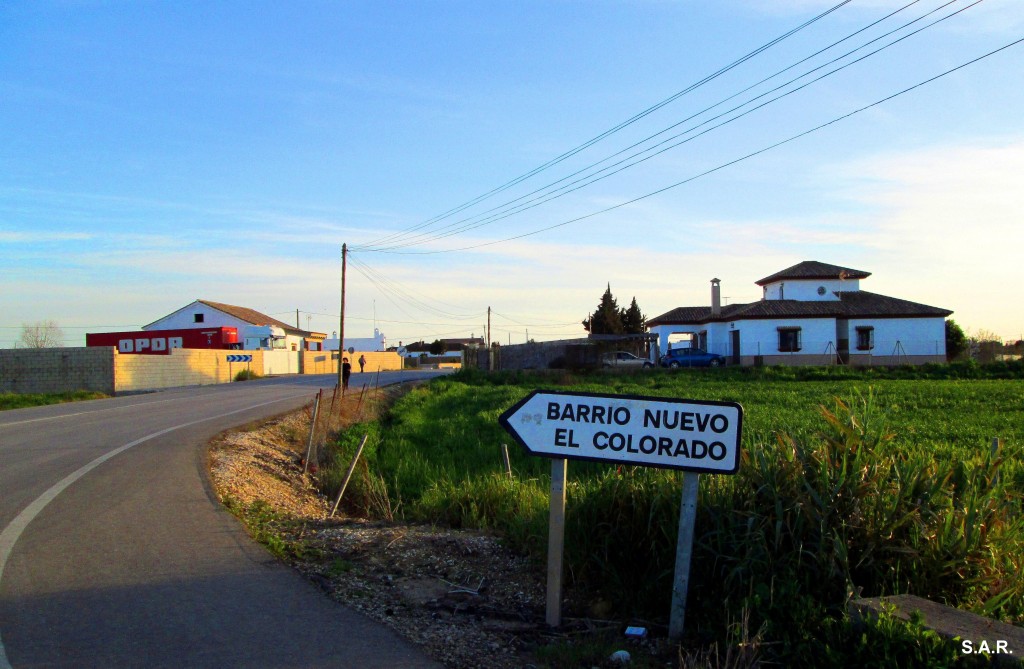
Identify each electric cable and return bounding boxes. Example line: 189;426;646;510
352;0;853;251
363;0;974;251
364;35;1024;255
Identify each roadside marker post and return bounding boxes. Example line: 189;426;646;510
501;443;513;479
303;390;322;475
499;389;742;636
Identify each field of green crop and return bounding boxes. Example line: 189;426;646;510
321;363;1024;666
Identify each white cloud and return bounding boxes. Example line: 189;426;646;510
825;137;1024;338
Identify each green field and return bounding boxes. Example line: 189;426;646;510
322;363;1024;665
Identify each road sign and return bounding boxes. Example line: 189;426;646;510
499;389;742;474
499;388;743;634
226;354;253;363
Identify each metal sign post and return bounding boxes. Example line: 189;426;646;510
499;389;742;635
670;471;700;639
546;459;567;627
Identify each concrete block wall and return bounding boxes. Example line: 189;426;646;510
495;339;590;370
114;349;265;393
301;350;403;375
262;350;298;375
2;347;405;396
0;347;116;395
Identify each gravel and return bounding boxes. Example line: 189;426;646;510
207;401;550;669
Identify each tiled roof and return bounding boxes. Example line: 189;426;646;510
648;291;951;326
755;261;871;286
198;300;309;336
838;291;953;318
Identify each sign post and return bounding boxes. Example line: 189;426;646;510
546;459;567;627
499;389;742;635
670;471;701;638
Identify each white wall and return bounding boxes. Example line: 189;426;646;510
848;317;946;358
763;279;859;301
144;301;249;331
731;318;837;357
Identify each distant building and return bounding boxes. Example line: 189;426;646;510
323;328;386;352
143;300;325;352
394;337;484;358
647;261;952;366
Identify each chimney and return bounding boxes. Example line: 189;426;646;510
711;278;721;317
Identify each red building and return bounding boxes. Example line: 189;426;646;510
86;327;239;354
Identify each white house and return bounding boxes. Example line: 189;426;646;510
647;261;952;366
143;300;325;353
323;328;387;353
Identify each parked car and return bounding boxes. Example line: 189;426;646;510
660;347;725;368
601;351;654;369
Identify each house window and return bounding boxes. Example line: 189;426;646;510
856;326;874;351
778;327;801;352
194;313;205;323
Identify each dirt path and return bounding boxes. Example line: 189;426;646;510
206;388;552;669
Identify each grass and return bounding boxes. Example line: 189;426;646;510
317;364;1024;667
220;494;321;561
0;390;108;411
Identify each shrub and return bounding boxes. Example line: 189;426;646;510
234;369;261;381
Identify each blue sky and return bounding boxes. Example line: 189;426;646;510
2;0;1022;347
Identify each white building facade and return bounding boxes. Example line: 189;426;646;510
143;300;320;354
647;261;951;366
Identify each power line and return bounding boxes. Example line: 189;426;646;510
352;1;853;251
361;0;974;252
347;255;483;321
366;34;1024;255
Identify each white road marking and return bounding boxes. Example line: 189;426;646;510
0;391;312;669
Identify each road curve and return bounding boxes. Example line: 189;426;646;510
0;371;448;668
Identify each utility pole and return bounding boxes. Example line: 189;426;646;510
296;309;300;329
487;306;491;348
337;243;347;389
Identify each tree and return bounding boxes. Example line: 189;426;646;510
583;286;648;336
583;284;625;334
970;327;1003;363
945;319;967;361
19;320;64;348
621;297;647;334
428;339;447;355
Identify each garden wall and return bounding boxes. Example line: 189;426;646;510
0;347;116;395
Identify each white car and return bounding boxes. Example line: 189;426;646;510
601;351;654;369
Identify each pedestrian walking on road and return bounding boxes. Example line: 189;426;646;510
358;354;366;373
342;357;352;392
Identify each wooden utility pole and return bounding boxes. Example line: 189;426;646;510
487;306;491;347
337;243;347;389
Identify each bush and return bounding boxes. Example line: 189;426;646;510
234;369;261;381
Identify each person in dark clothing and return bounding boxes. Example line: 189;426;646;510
342;357;352;392
358;354;366;373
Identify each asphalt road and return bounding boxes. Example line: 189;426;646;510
0;371;449;668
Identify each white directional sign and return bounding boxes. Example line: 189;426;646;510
499;390;742;474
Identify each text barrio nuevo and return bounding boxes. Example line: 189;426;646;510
500;390;743;474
